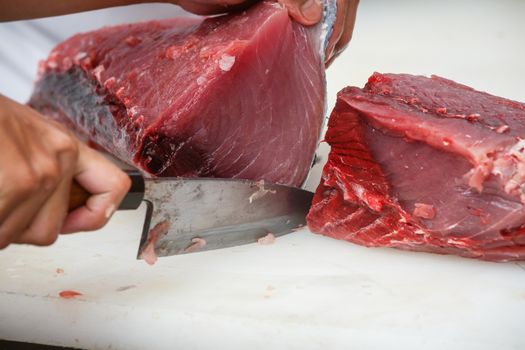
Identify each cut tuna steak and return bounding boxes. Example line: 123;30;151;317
307;72;525;261
29;1;329;186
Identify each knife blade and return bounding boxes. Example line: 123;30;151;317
69;170;314;261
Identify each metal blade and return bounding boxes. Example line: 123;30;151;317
137;178;313;259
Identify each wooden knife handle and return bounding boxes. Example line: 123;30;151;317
68;169;145;212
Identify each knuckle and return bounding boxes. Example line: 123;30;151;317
50;128;79;159
34;160;61;190
11;170;40;197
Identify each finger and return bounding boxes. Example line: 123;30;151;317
0;174;56;248
0;136;62;248
0;101;51;247
0;96;76;248
41;120;80;178
0;108;41;224
61;144;131;233
278;0;323;26
325;0;348;65
15;175;72;246
15;125;76;245
0;138;30;226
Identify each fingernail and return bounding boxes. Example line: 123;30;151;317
300;0;322;23
105;204;116;219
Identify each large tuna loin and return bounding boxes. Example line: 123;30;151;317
307;72;525;261
29;2;326;186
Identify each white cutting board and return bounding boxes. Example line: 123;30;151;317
1;210;525;350
1;0;525;349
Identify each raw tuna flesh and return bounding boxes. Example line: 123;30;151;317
29;1;330;186
307;72;525;261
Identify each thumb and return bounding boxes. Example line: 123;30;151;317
278;0;323;26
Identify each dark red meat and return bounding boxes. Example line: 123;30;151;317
307;72;525;261
29;2;325;186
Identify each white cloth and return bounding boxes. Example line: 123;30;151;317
0;4;189;102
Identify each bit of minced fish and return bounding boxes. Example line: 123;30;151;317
257;233;276;245
184;237;207;253
140;220;171;265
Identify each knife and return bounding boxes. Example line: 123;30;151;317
69;170;313;261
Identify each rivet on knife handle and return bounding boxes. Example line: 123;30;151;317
68;169;145;212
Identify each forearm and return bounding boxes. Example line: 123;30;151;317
0;0;168;21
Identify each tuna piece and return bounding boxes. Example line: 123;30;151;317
307;72;525;261
29;1;328;186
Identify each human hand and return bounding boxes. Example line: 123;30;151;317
169;0;358;66
2;0;356;65
0;0;359;66
0;95;130;249
278;0;359;66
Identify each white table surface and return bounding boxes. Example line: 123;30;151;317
1;1;525;349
